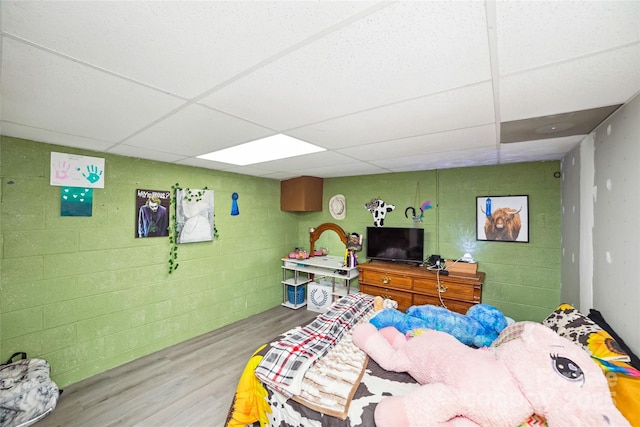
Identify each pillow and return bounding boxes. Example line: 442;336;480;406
544;304;640;426
588;308;640;370
542;303;630;362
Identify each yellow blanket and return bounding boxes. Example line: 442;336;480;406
225;344;270;427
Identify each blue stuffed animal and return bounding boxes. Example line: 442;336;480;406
369;303;508;347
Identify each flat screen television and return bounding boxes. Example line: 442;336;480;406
365;226;424;264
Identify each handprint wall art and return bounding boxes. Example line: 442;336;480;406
50;152;105;188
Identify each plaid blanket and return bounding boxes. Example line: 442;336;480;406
255;293;374;397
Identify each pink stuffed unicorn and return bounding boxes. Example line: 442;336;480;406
352;321;630;427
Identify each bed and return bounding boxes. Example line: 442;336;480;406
226;293;421;427
225;294;639;427
225;223;638;426
224;293;546;427
226;223;421;426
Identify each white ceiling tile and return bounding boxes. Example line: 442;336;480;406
175;157;237;171
122;104;274;156
289;83;495;148
371;147;499;172
497;1;640;75
500;46;640;121
217;151;388;179
215;165;289;179
500;135;583;162
201;1;491;130
338;125;496;161
2;1;638;178
107;145;188;164
0;122;114;152
249;150;358;171
1;38;184;143
500;155;562;164
287;161;390;179
1;1;378;98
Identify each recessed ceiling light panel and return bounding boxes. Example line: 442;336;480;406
197;134;326;166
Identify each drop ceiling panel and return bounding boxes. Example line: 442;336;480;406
201;1;492;130
120;104;275;156
289;82;495;148
500;46;640;122
500;136;584;163
247;150;358;172
175;157;239;172
370;146;499;172
1;38;184;143
108;145;188;164
338;125;496;161
1;1;378;98
2;1;639;179
286;161;390;179
0;123;114;152
496;1;639;74
223;166;293;179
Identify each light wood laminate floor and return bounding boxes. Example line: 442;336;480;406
38;306;318;427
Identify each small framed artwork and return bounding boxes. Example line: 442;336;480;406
136;189;171;238
476;195;529;242
175;188;215;243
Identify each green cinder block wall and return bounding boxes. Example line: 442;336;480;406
0;136;301;387
1;136;562;389
302;162;562;321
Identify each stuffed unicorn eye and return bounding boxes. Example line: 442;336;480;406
550;354;584;385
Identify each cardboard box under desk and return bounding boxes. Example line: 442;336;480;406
444;260;478;275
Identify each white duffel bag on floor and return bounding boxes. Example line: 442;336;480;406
0;352;60;427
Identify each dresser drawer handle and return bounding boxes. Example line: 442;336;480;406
381;276;391;284
436;284;448;293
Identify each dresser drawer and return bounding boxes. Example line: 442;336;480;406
361;270;412;290
412;294;476;315
413;277;480;302
358;261;484;315
360;284;413;311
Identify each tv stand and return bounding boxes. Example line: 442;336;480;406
357;260;483;314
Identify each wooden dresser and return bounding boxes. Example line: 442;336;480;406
357;260;484;314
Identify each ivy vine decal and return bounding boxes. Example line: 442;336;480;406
168;183;180;274
184;188;207;203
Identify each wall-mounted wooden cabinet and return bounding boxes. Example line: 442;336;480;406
280;176;323;212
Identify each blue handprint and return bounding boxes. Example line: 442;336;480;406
82;164;103;184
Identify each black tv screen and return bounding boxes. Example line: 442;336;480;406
365;227;424;264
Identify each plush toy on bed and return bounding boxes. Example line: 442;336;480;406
370;303;508;347
352;321;630;427
373;295;398;311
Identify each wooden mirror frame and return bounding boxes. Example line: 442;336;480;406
309;223;348;257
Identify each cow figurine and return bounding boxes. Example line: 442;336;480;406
365;198;395;227
484;207;522;241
